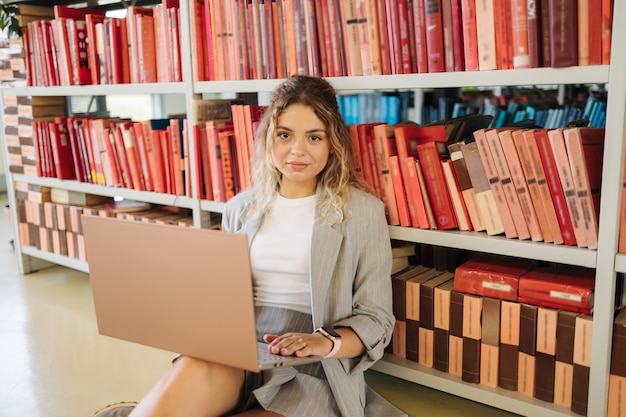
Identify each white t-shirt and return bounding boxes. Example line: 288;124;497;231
249;194;315;314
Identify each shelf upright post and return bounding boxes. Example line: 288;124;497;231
588;0;626;414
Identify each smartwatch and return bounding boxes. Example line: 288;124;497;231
315;326;342;358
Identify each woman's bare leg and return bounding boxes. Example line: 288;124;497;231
129;355;245;417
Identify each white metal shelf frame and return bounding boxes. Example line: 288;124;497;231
0;1;624;415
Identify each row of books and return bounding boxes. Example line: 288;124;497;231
30;115;192;198
337;90;414;126
421;90;607;129
14;183;194;262
21;2;182;87
358;117;605;249
389;262;593;415
190;0;614;82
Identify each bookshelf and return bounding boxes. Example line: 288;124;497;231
1;1;625;416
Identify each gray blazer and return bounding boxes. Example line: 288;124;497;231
222;186;407;417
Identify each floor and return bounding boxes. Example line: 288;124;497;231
0;192;516;417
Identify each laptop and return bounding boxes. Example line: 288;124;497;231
81;215;323;372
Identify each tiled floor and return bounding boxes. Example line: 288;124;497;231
0;192;516;417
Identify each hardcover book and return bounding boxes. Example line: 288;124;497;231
518;267;594;314
453;255;534;301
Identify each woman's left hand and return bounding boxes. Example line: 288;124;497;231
263;332;333;358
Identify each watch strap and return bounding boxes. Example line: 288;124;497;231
315;327;342;358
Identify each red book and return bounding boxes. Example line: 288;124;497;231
218;130;238;201
453;255;535;301
193;125;210;199
547;0;578;67
587;0;603;65
397;0;412;74
459;0;478;71
189;0;208;81
112;125;134;189
450;0;464;71
357;123;384;197
440;0;455;72
423;0;445;72
385;0;402;74
412;0;429;73
416;141;458;229
48;119;76;180
48;121;75;180
518;267;595;314
526;0;541;68
394;124;446;160
169;119;184;196
533;129;577;246
65;117;88;182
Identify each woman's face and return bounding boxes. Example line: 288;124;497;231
271;103;331;198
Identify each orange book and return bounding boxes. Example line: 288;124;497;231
460;140;504;235
153;6;169;83
89;119;120;186
143;121;166;193
273;0;287;78
520;130;564;245
348;124;365;179
372;124;401;225
401;156;431;229
441;159;472;231
169;119;184;196
159;128;173;194
577;0;590;66
397;0;413;74
136;14;157;83
415;159;437;229
493;0;511;69
112;125;134;189
365;0;383;75
474;0;496;70
484;128;531;240
547;128;587;247
510;0;529;68
563;127;605;250
440;0;455;72
473;129;518;239
375;0;392;75
119;123;144;191
588;0;603;66
511;130;557;243
194;125;212;199
356;123;384;198
126;7;154;84
205;120;233;202
459;0;479;71
601;0;614;65
448;141;485;232
339;0;364;76
389;155;412;227
132;122;154;192
498;129;545;242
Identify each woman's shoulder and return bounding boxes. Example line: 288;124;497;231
223;189;254;221
348;187;383;208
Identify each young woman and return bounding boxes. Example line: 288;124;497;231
95;75;406;417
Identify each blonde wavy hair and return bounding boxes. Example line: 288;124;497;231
247;75;371;224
